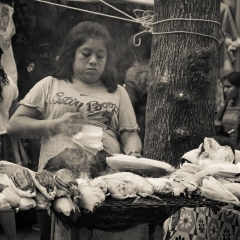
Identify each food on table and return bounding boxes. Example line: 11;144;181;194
89;178;108;194
76;178;89;186
97;172;155;198
0;173;10;186
146;177;173;196
223;182;240;199
0;185;21;208
53;197;76;216
54;169;82;202
201;176;240;205
77;185;105;211
0;193;11;211
106;154;175;175
104;179;132;200
9;168;36;198
170;162;200;179
0;160;23;177
35;191;52;215
19;197;36;210
32;169;57;200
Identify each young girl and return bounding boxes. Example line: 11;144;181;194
7;21;142;240
215;72;240;150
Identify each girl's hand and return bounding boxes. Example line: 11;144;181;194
55;112;88;136
128;151;142;158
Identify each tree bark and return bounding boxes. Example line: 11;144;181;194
143;0;221;167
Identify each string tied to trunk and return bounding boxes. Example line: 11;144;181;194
35;0;221;46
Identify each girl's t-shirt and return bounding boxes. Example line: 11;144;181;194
19;76;139;170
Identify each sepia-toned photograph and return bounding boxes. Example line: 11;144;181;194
0;0;240;239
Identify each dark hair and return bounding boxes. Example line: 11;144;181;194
223;72;240;88
0;47;9;102
53;21;118;93
128;33;152;61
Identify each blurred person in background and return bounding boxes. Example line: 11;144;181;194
125;32;152;145
215;72;240;150
0;46;19;240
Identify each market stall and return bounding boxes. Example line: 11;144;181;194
50;197;228;240
1;140;240;240
1;1;240;240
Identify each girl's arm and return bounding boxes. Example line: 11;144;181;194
7;105;86;139
120;130;142;157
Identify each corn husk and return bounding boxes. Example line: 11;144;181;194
106;154;175;176
9;168;36;198
0;193;11;211
201;176;239;205
1;186;21;208
146;177;173;195
0;161;23;177
89;178;108;194
53;197;76;216
77;185;105;211
30;170;57;200
223;183;240;199
35;191;52;212
19;197;36;210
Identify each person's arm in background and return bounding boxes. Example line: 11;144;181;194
125;66;139;108
118;86;142;157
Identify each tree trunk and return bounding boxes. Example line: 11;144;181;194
143;0;221;167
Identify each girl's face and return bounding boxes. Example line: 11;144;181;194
73;38;107;83
223;79;239;101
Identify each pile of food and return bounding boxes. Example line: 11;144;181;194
1;146;240;217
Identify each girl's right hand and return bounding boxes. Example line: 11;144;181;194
55;112;88;136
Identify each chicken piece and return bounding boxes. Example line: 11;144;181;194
98;172;154;198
